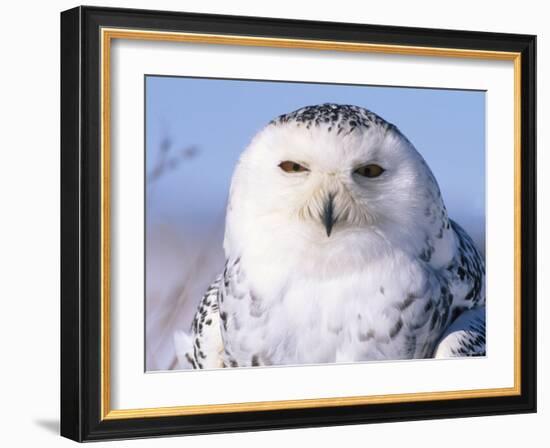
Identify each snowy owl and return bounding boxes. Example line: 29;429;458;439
175;103;486;369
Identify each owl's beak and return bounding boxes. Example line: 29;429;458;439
322;193;337;237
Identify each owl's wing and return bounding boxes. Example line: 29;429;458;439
174;276;225;369
448;220;485;308
434;306;486;358
428;219;485;358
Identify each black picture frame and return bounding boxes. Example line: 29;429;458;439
61;5;536;442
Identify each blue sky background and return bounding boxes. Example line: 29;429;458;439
145;75;485;248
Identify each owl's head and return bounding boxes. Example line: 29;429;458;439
225;104;453;269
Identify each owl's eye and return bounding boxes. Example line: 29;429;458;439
279;161;309;173
354;164;385;178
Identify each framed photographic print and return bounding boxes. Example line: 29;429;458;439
60;6;537;442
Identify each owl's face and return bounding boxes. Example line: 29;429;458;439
225;105;448;268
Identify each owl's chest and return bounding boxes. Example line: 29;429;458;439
219;263;440;366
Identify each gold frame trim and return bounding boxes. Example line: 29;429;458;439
100;28;522;420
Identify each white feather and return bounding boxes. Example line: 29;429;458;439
173;330;194;369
